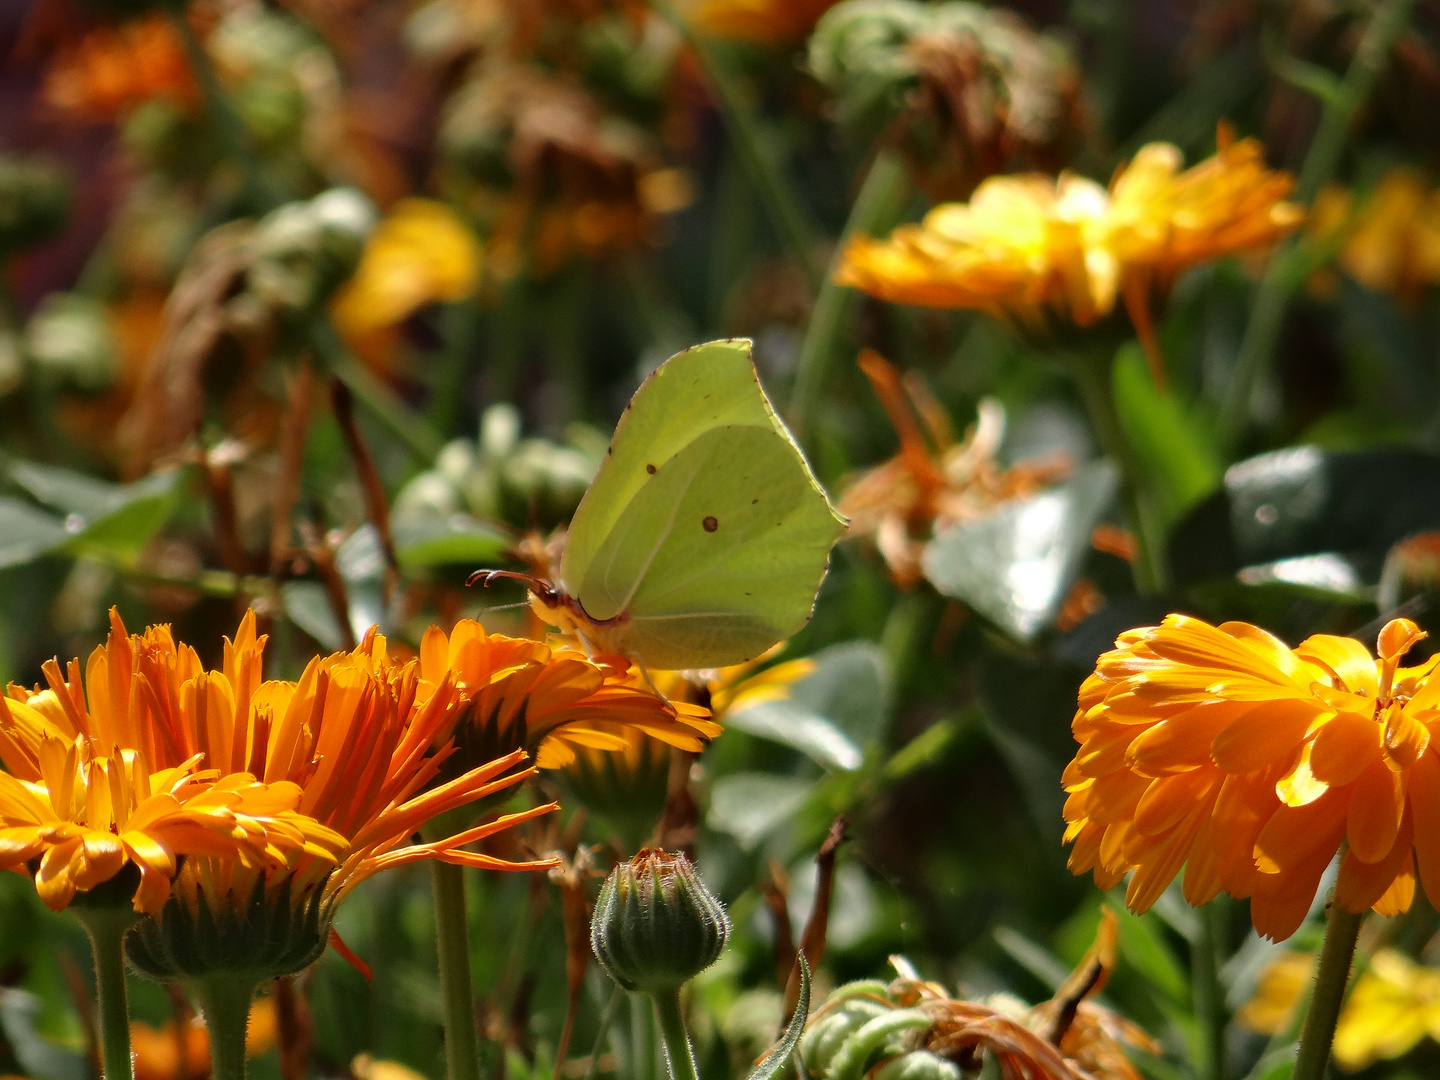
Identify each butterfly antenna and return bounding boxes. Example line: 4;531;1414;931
468;569;550;592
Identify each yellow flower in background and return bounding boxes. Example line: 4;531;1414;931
1063;615;1440;941
686;0;843;44
1240;949;1440;1071
416;618;717;770
1307;171;1440;302
839;125;1301;385
332;199;481;360
836;171;1116;331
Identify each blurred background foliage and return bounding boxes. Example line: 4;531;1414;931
4;0;1440;1078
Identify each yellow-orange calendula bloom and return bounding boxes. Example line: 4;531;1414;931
839;351;1069;587
331;199;482;371
1240;947;1440;1071
837;170;1116;331
130;997;276;1080
416;619;718;770
1307;171;1440;303
838;125;1301;386
0;612;347;912
686;0;842;44
1064;614;1440;941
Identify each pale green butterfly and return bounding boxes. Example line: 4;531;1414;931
473;339;847;671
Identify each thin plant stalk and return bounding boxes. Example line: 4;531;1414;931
583;984;627;1080
648;0;821;288
788;149;911;440
431;860;482;1080
1216;0;1416;453
73;908;136;1080
192;976;258;1080
1066;351;1168;593
1192;899;1227;1080
1292;905;1364;1080
164;10;281;211
650;990;700;1080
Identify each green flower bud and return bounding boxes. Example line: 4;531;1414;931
873;1051;962;1080
590;850;730;994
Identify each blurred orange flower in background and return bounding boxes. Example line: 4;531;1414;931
686;0;843;44
42;15;199;123
1307;170;1440;303
1064;614;1440;941
130;997;276;1080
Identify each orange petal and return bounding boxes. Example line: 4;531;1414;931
1347;759;1405;864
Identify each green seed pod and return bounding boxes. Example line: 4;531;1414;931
125;876;330;985
590;849;730;994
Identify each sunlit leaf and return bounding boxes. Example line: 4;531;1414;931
0;498;66;568
393;511;510;570
282;580;346;651
707;773;812;850
922;461;1117;641
8;460;180;555
0;990;87;1080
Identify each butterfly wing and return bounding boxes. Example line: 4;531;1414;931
562;339;845;670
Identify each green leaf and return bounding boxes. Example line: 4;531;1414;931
1108;900;1190;1004
1111;343;1222;528
1169;447;1440;587
921;461;1116;641
788;642;892;748
707;773;812;850
0;990;87;1080
8;460;180;555
725;699;862;771
0;497;66;568
282;581;346;651
745;955;811;1080
394;511;511;570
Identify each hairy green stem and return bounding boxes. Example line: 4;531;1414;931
1067;352;1168;593
1192;900;1227;1080
74;908;136;1080
649;990;699;1080
192;976;258;1080
431;860;482;1080
1217;0;1415;453
649;0;820;288
1293;905;1364;1080
788;149;911;440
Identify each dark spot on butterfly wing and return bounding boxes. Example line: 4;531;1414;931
702;516;718;532
646;464;657;474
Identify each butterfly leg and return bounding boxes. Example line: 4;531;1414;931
633;656;675;708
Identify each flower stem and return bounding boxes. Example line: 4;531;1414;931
1216;0;1415;454
192;976;258;1080
1192;899;1228;1080
431;860;482;1080
74;908;136;1080
648;0;821;289
164;9;282;212
788;148;911;441
1066;350;1168;594
1293;904;1364;1080
649;990;699;1080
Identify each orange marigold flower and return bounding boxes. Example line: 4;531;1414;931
416;618;718;770
1306;171;1440;303
839;351;1069;587
42;15;198;124
686;0;842;44
836;171;1117;332
838;125;1301;387
1063;614;1440;941
130;997;275;1080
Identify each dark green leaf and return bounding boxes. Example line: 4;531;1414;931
8;460;179;555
